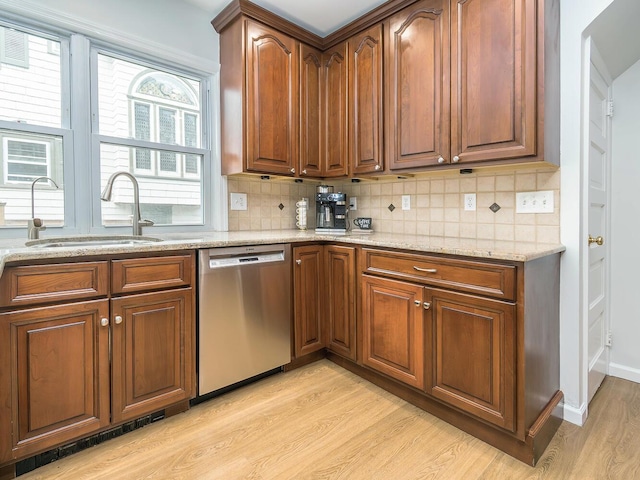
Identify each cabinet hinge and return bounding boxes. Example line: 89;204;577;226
605;330;612;347
607;101;614;118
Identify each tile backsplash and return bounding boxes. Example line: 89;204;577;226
226;166;560;244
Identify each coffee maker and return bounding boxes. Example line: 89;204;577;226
315;185;347;234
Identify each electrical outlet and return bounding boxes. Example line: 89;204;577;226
230;192;247;211
464;193;476;211
401;195;411;210
349;196;357;211
516;190;554;213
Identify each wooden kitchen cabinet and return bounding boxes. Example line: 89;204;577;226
293;245;325;357
219;17;299;176
348;24;384;175
385;0;450;170
0;252;196;470
0;300;111;463
299;43;323;178
111;288;193;424
325;245;356;360
426;288;516;431
361;274;425;389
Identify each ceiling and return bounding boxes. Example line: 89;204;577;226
182;0;389;36
587;0;640;79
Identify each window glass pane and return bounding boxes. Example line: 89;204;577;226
0;130;64;227
97;53;200;147
0;27;62;128
100;143;202;227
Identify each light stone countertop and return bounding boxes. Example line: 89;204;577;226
0;230;565;277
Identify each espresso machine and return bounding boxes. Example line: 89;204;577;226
315;185;348;234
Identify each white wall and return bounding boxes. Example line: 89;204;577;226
609;58;640;382
0;0;220;73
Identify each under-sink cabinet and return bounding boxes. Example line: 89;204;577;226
0;253;195;468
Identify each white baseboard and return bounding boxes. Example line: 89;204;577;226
563;402;587;426
609;363;640;384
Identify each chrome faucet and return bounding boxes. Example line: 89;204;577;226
100;171;154;236
28;176;60;240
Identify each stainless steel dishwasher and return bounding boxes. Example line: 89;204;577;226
198;244;291;396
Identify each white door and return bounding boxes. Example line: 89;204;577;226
586;51;612;404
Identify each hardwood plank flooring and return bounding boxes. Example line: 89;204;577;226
20;360;640;479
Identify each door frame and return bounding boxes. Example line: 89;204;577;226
581;37;613;419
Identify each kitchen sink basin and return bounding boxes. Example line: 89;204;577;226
25;235;163;248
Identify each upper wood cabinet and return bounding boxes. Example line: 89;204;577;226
348;24;384;175
320;42;349;178
219;17;299;176
299;44;323;178
385;0;450;170
385;0;558;171
450;0;537;165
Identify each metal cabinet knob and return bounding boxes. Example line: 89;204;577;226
374;165;381;171
100;318;109;327
588;235;604;246
414;300;421;306
296;259;302;265
423;302;431;310
115;315;123;324
290;168;295;174
302;169;307;175
437;156;445;164
452;155;460;163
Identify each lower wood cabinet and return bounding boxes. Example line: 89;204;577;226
361;274;425;389
111;288;193;424
0;252;196;468
426;288;516;432
293;244;356;360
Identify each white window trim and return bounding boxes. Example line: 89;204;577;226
2;136;51;184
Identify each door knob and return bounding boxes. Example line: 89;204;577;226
115;315;123;324
423;302;431;310
588;235;604;246
452;155;460;163
296;259;302;265
437;156;445;164
100;318;109;327
414;300;421;307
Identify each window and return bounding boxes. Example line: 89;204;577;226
0;24;66;229
96;52;207;227
0;27;29;68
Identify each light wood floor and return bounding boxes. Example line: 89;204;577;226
21;360;640;479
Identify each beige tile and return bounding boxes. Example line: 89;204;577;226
514;212;536;225
250;181;262;194
228;217;239;231
495;192;515;209
403;221;417;235
460;222;477;238
416;180;430;195
536;210;560;226
430;208;444;222
417;194;430;208
444;208;460;223
430;222;444;236
250;217;261;229
460;210;477;223
370;184;381;196
403;180;417;195
444;193;460;208
537;169;560;190
445;178;460;193
495;174;515;192
460;177;477;193
477;223;495;240
431;179;444;193
537;225;560;243
381;183;393;195
515;225;536;242
431;194;444;208
495;224;515;241
416;221;429;235
477;176;495;192
444;222;460;237
494;207;515;225
416;208;430;223
515;173;537;191
477;206;496;224
477;192;495;208
238;218;252;230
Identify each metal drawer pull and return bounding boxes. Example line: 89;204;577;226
413;266;437;273
423;302;431;310
414;300;421;306
100;318;109;327
115;315;123;325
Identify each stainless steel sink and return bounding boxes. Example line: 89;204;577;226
25;235;163;248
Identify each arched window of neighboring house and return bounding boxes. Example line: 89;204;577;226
129;72;200;179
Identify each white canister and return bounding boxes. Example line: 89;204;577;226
295;198;308;230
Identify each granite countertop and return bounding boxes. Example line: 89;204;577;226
0;230;565;277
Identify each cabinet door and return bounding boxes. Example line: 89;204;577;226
111;288;194;424
299;44;323;178
321;41;349;177
385;0;450;170
362;275;424;389
0;300;110;462
325;245;356;360
348;24;384;175
451;0;537;164
426;288;516;431
246;20;299;175
293;245;325;357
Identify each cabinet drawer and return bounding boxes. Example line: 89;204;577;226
362;249;515;300
0;262;109;307
111;254;193;294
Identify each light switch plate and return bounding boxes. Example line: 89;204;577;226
516;190;554;213
230;192;247;211
349;196;357;211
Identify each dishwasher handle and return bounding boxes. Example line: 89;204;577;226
202;246;287;270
